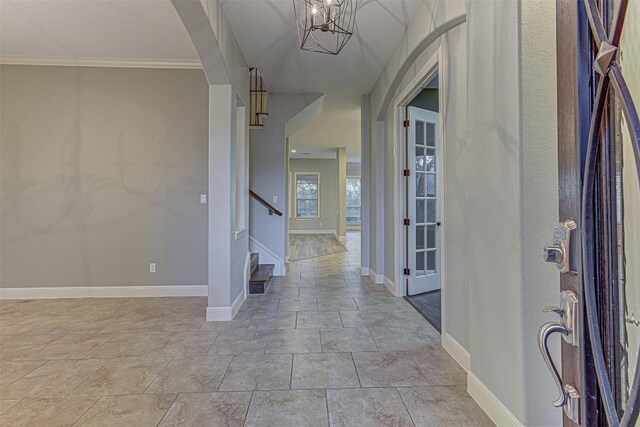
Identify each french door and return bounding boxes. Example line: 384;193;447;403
406;106;441;296
540;0;639;425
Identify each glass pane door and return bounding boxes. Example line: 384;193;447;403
407;106;440;295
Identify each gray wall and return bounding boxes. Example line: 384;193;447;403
249;93;320;265
289;158;339;232
1;65;209;288
346;162;361;177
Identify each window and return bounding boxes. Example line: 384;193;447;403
346;177;361;223
296;173;319;218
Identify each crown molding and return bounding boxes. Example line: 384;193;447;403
0;55;202;69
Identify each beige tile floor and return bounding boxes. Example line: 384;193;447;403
0;232;493;426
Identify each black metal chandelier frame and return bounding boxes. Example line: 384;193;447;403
293;0;358;55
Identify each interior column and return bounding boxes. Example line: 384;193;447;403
207;84;235;320
337;147;347;242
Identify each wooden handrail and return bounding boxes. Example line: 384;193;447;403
250;190;283;216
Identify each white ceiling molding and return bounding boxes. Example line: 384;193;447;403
0;56;202;69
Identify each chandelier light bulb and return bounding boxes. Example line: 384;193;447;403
311;5;318;14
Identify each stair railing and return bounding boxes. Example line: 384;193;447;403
249;190;283;216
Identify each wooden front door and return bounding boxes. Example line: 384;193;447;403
544;0;640;425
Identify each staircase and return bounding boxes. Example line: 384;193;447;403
248;253;274;295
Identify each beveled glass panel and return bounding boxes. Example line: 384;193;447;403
426;148;435;172
426;123;435;147
416;252;425;274
426;198;435;223
416;121;425;146
415;147;425;171
619;1;640;404
426;174;436;197
416;173;426;197
416;225;425;250
416;199;425;224
427;225;435;249
426;250;436;272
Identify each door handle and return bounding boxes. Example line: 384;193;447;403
537;290;581;423
538;321;569;407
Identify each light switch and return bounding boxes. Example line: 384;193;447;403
200;194;207;204
272;195;278;204
149;263;156;273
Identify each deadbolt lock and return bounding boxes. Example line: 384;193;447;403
543;220;577;274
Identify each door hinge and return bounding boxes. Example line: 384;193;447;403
404;268;411;276
403;120;410;128
403;169;410;177
403;218;410;226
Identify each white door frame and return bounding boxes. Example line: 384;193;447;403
391;45;446;332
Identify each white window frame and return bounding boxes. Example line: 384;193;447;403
346;176;362;224
294;172;320;219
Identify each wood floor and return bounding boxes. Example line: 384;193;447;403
288;234;347;261
405;290;441;332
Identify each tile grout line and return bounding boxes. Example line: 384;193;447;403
395;387;418;427
142;356;175;395
324;388;331;426
70;395;103;426
350;352;363;388
154;393;179;427
242;391;254;427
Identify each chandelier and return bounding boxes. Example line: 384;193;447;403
293;0;357;55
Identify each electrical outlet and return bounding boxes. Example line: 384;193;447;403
200;194;207;204
272;195;278;204
149;263;156;273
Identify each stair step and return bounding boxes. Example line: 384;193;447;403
249;264;274;295
250;253;259;276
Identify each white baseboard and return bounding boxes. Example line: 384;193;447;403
0;285;207;300
249;236;285;276
206;290;246;321
360;266;369;276
383;276;398;296
336;234;347;243
467;372;523;427
288;229;337;235
367;269;385;286
441;333;470;372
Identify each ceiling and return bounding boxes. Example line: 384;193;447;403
221;0;420;94
0;0;198;62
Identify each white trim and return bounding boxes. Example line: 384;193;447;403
336;234;347;243
0;285;207;300
206;290;246;321
293;172;320;219
441;333;470;372
383;276;397;296
288;230;337;235
0;56;202;69
467;372;523;427
234;228;249;240
360;266;370;276
393;46;441;299
368;270;385;285
249;236;285;276
243;251;251;299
